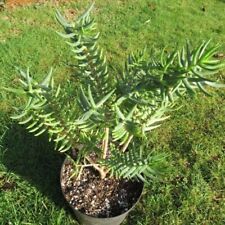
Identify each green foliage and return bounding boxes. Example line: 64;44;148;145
76;85;115;132
102;145;168;182
56;3;110;96
4;3;225;183
4;68;74;152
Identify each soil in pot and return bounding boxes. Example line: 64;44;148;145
61;160;143;218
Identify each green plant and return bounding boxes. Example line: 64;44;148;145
5;3;225;182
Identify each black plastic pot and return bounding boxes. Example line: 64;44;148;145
60;158;144;225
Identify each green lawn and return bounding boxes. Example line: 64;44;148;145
0;0;225;224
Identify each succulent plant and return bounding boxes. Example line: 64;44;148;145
5;3;225;182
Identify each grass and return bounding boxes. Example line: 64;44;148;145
0;0;225;224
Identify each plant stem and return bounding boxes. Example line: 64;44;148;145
77;166;84;180
121;135;133;152
85;156;108;179
103;127;109;159
80;163;100;167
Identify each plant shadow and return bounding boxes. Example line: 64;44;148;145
2;123;75;215
168;131;197;168
125;208;144;225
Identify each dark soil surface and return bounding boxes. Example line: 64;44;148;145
61;160;143;218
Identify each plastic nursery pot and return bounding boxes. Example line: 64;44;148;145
60;157;144;225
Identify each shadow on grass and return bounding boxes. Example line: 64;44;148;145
2;123;75;215
126;207;145;225
168;132;197;168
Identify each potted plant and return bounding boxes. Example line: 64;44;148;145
5;3;225;225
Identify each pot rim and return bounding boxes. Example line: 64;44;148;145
60;156;144;220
